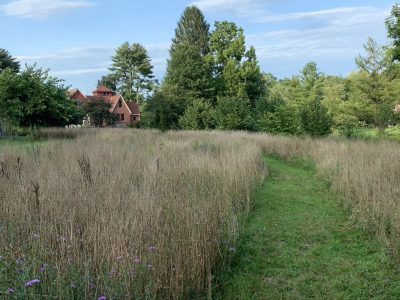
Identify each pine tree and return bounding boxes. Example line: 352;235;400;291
171;6;210;56
0;48;20;73
164;6;213;112
109;42;154;103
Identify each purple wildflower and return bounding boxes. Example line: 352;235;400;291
98;296;107;300
7;288;15;295
16;258;23;264
108;268;116;277
133;257;140;264
89;283;96;290
129;268;136;276
25;279;40;287
148;245;156;252
16;269;23;274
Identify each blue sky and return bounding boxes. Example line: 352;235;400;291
1;0;395;93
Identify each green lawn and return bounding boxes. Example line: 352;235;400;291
214;156;400;299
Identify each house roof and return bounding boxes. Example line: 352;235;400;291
108;95;122;110
68;88;79;95
93;85;114;94
86;95;121;112
127;101;140;115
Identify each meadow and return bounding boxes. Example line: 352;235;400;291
0;129;264;299
1;129;400;299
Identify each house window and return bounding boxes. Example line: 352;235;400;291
120;114;125;121
118;100;122;107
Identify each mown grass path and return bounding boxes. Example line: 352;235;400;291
214;156;400;299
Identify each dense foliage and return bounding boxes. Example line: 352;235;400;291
138;5;400;137
81;97;116;127
0;65;83;129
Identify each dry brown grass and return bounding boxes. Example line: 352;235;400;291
1;129;400;298
0;129;264;299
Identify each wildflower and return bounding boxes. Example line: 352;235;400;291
147;264;154;270
70;283;76;288
129;268;136;276
16;269;23;274
0;256;4;261
133;257;140;264
89;283;96;290
7;288;15;295
33;233;39;238
16;258;23;264
108;268;116;277
98;296;107;300
39;263;48;273
116;256;123;261
148;245;156;252
25;279;40;287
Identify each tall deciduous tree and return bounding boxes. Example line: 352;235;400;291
209;21;264;105
0;48;20;73
386;3;400;62
109;42;154;103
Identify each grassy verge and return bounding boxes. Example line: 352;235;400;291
349;126;400;142
214;156;400;299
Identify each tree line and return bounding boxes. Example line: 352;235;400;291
133;5;400;136
1;4;400;136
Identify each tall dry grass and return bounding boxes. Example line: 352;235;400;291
256;134;400;258
0;129;264;299
1;129;400;298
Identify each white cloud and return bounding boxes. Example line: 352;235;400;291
247;6;390;76
254;6;388;23
250;6;390;58
1;0;94;18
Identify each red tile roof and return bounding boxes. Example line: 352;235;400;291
92;85;114;93
127;101;140;115
108;95;121;110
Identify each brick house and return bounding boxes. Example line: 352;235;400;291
69;86;141;127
